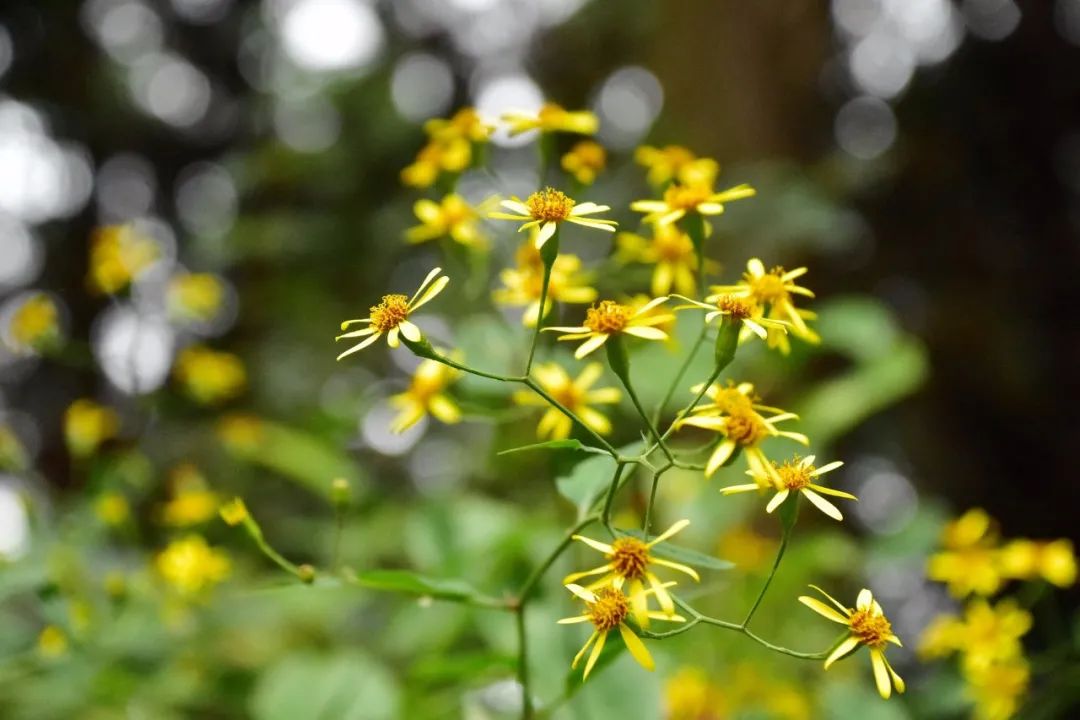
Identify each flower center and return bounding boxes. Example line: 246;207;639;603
850;609;893;648
716;295;755;319
526;188;575;222
370;294;410;333
749;269;788;303
711;386;754;415
609;537;650;580
663;183;712;211
655;229;693;261
724;409;767;447
589;587;630;632
775;459;813;490
585;301;632;334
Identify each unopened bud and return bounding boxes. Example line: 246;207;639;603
331;478;351;509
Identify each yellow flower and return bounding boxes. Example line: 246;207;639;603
631;179;755;227
964;659;1029;720
64;399;119;458
423;107;493;143
664;666;724;720
545;298;673;359
503;103;598;136
999;539;1077;587
514;362;619;439
717;523;778;572
7;293;61;353
94;492;130;526
722;455;856;521
217;413;265;454
799;586;905;700
406;194;491;248
336;267;449;358
918;600;1030;673
493;243;597;326
562;519;699;627
561;140;607;185
37;625;69;659
167;273;225;323
709;258;819;351
634;145;700;187
616;225;707;297
927;509;1006;597
558;582;684;680
87;224;158;294
160;464;220;526
155;535;230;596
401;137;472;188
219;497;249;526
489;188;616;249
675;394;808;478
174;346;246;405
675;292;789;343
390;356;461;433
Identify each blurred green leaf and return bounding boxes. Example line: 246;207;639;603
556;443;643;515
349;569;492;604
498;439;608;457
616;528;734;572
251;650;400;720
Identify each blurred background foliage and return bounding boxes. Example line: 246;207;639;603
0;0;1078;718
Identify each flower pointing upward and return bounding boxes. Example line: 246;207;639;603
489;188;617;249
335;268;448;359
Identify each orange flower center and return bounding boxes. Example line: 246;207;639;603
663;183;712;211
655;229;694;262
609;537;650;580
724;409;767;447
748;269;789;303
850;609;893;649
775;460;813;490
716;295;755;319
526;188;575;222
589;586;630;632
370;294;410;333
585;300;632;334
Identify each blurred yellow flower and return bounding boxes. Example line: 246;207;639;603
965;659;1030;720
631;179;755;227
799;586;905;700
94;492;130;526
336;267;449;358
406;194;491;248
999;538;1077;587
927;508;1006;597
7;293;61;353
561;140;606;185
717;523;778;572
545;298;673;359
424;107;492;143
559;582;683;680
616;225;705;297
401;108;490;189
563;519;699;627
724;455;855;522
87;224;158;294
217;413;265;454
918;599;1030;673
167;273;225;323
161;464;220;527
634;144;700;187
493;243;597;327
489;188;616;249
664;666;724;720
514;362;620;439
64;399;119;458
174;346;246;405
219;497;249;526
503;103;598;136
389;356;461;433
710;259;819;352
37;625;69;659
156;535;230;596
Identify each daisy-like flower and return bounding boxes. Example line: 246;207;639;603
423;107;493;143
562;519;700;626
493;243;597;326
688;381;783;417
631;180;756;227
634;145;700;187
709;258;819;349
559;583;684;680
401;108;492;189
616;225;711;297
801;587;905;699
561;140;607;185
722;455;855;521
489;188;617;249
336;268;449;359
545;298;673;359
406;194;491;248
675;400;808;478
503;103;598;136
674;293;789;342
927;509;1007;598
513;362;620;439
390;356;461;433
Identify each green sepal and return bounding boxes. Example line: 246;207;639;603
714;316;740;369
604;334;631;386
778;490;800;533
401;335;440;362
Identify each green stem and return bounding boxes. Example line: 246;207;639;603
742;524;791;628
642;470;662;533
657;365;722;446
525;246;555;375
518;515;598;601
651;325;709;427
619;372;673;464
523;378;617;456
600;463;628;534
683;212;707;292
517;607;533;719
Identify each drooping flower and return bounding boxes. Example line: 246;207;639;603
219;497;250;526
336;268;449;358
65;399;119;458
389;356;461;433
631;180;755;227
709;258;819;351
722;455;855;521
558;583;684;680
674;292;789;343
561;140;607;185
799;586;905;700
513;362;620;439
6;293;61;353
545;298;673;359
174;346;246;405
87;224;158;294
167;273;225;324
405;194;491;249
489;188;616;249
616;225;707;297
155;535;230;596
562;519;700;626
502;103;598;136
492;243;597;326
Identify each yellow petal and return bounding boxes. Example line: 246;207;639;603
619;624;654;671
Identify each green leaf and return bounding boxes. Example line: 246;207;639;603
251;650;400;720
555;442;643;514
349;569;491;604
498;438;608;456
615;529;734;571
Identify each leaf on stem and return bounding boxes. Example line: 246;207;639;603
616;528;735;571
498;438;609;457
